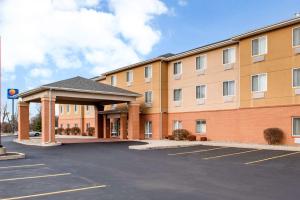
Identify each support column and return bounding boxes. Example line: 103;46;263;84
41;97;56;144
95;105;104;139
120;113;127;139
103;115;110;139
18;101;30;141
127;101;140;140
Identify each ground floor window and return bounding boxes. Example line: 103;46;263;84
145;121;152;139
292;117;300;136
75;123;78;127
67;124;70;128
173;120;182;130
196;120;206;134
86;122;90;131
60;124;63;128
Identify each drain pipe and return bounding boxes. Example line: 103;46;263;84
48;89;53;143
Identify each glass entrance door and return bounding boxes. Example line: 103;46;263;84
111;119;120;137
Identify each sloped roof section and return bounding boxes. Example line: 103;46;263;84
42;76;140;96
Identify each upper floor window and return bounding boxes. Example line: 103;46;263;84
173;120;182;130
173;62;182;75
293;68;300;87
74;105;78;113
293;27;300;47
145;91;153;104
145;65;152;79
252;74;267;92
196;55;207;70
173;89;182;101
60;105;63;114
111;75;117;86
66;104;70;113
223;80;235;96
196;85;206;99
223;48;236;64
196;120;206;134
126;70;133;83
252;36;267;56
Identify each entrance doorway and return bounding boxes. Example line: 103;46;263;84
111;118;120;138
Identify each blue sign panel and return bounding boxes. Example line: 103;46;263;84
7;89;19;99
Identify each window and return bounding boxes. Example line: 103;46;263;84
74;105;78;113
111;75;117;86
86;123;90;130
145;91;152;104
252;36;267;56
223;80;235;96
145;65;152;79
173;120;182;130
60;105;63;114
66;104;70;113
67;124;70;128
196;120;206;133
293;117;300;136
293;68;300;87
145;121;152;139
60;124;63;128
173;89;182;101
293;27;300;47
126;71;133;83
173;62;182;75
252;74;267;92
223;48;235;64
196;85;206;99
86;105;89;111
196;55;206;70
75;123;78;127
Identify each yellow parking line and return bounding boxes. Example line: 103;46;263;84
168;147;229;156
0;185;107;200
245;152;300;165
203;149;262;160
0;164;45;169
0;173;71;182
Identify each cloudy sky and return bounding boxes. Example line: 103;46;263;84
0;0;299;112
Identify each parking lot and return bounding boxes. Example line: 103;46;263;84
1;136;300;200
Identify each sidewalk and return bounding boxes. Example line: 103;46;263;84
129;140;300;151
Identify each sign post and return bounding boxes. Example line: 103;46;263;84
7;89;19;135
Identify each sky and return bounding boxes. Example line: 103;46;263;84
1;0;300;115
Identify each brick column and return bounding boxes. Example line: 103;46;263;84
128;102;140;140
103;115;110;139
41;97;56;144
120;113;127;139
18;101;30;141
95;105;104;138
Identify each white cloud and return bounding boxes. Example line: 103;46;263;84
178;0;188;6
0;0;168;79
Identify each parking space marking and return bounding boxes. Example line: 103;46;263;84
0;164;45;170
0;173;71;182
168;147;229;156
0;185;107;200
245;152;300;165
203;149;262;160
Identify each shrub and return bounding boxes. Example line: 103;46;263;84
187;135;196;141
64;128;71;135
57;128;64;135
168;135;175;140
263;128;284;145
200;137;207;141
71;127;81;135
172;129;190;140
86;127;95;136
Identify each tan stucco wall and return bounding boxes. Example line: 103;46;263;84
167;44;240;113
240;23;300;108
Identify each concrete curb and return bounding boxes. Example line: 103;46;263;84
0;152;25;161
13;139;62;147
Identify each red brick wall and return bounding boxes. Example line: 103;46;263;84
168;105;300;145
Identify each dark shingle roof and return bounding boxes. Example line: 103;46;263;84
42;76;140;96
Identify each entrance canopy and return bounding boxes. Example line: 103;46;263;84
17;76;141;145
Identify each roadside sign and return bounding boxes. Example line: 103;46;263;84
7;89;19;99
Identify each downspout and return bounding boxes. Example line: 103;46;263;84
49;89;52;143
159;61;162;139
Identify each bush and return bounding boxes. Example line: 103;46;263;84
71;127;81;135
263;128;284;145
187;135;196;141
86;127;95;136
64;128;71;135
200;137;207;141
172;129;190;140
168;135;175;140
57;128;64;135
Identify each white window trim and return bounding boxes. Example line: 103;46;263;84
126;70;133;83
196;84;207;100
145;65;152;79
173;61;182;75
145;121;153;135
173;88;182;101
222;47;236;65
196;54;207;70
195;119;206;134
74;105;78;113
222;80;236;97
251;73;268;93
145;90;153;104
292;117;300;137
292;67;300;88
173;120;182;130
251;35;268;57
292;26;300;48
66;104;70;114
111;75;117;86
60;105;64;114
